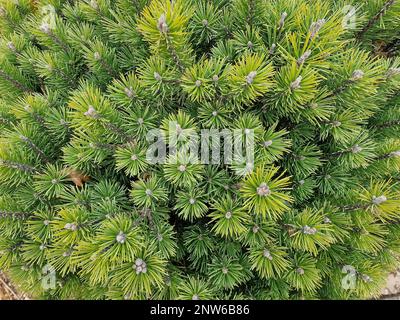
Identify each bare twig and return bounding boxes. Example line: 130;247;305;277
0;271;19;300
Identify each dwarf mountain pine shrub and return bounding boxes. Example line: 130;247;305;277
0;0;400;300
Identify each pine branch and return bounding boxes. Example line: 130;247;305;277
0;210;29;219
31;113;47;128
356;0;396;39
329;149;351;158
164;35;186;73
375;120;400;128
20;135;50;163
0;159;38;173
94;53;119;78
375;151;400;160
340;204;369;211
246;0;255;26
0;7;18;32
327;80;356;98
131;0;142;14
51;67;77;88
102;121;131;141
0;69;32;93
91;142;118;151
84;107;132;142
41;27;71;54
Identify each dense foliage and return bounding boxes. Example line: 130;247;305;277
0;0;400;300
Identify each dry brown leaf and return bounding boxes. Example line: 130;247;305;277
67;169;90;187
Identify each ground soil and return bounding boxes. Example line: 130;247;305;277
0;271;21;300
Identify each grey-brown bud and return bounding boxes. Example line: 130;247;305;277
279;12;288;29
309;19;326;39
257;182;271;196
297;50;312;66
84;105;97;117
116;231;127;244
302;225;317;235
350;69;364;81
372;195;387;205
246;71;257;84
263;249;273;260
157;14;169;33
290;76;302;90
